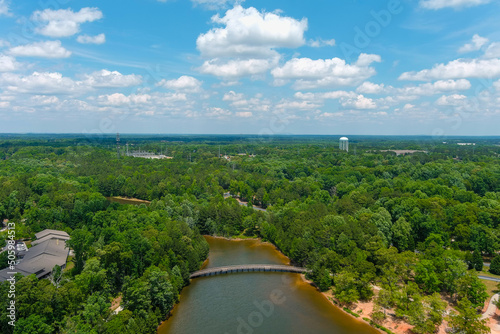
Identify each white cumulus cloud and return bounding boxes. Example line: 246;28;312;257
271;53;381;89
341;95;377;110
83;70;142;88
8;41;71;58
357;82;386;94
0;72;85;94
275;100;321;111
358;79;471;96
0;0;11;16
295;91;357;100
197;5;307;79
308;38;336;48
30;95;60;105
494;79;500;91
32;7;103;37
0;54;20;72
235;111;253;117
399;58;500;81
223;91;245;101
205;107;232;118
197;5;307;59
199;57;279;78
458;34;489;53
97;93;157;106
96;92;187;108
436;94;467;106
77;33;106;44
430;79;471;91
0;69;143;96
157;75;202;92
484;42;500;59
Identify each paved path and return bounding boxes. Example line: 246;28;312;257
482;293;499;320
113;306;123;315
223;193;267;212
479;275;500;282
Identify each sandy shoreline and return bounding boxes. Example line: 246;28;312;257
108;196;151;203
181;235;500;334
207;235;261;242
307;276;500;334
205;235;281;252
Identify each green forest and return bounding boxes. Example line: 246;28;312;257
1;134;500;334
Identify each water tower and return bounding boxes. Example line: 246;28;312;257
339;137;349;152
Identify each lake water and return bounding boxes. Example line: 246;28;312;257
158;236;378;334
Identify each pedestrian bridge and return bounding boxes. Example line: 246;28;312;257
190;264;308;279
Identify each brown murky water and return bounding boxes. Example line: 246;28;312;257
158;236;378;334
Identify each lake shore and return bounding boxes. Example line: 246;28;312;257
107;196;151;204
220;236;499;334
171;235;500;334
208;235;386;332
302;274;500;334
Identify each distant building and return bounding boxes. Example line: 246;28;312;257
339;137;349;152
457;143;475;146
0;229;70;281
127;150;173;159
380;150;428;156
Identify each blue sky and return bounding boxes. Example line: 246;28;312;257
1;0;500;136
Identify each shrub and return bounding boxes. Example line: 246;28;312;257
489;255;500;275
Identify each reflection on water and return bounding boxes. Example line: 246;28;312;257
158;236;378;334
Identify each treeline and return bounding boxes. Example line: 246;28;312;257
0;137;500;333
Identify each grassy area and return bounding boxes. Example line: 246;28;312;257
231;233;259;240
480;268;500;278
477;267;500;298
231;228;260;239
64;256;74;272
483;279;499;298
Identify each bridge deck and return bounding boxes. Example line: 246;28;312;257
190;264;307;279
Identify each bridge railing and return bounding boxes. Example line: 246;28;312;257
190;264;308;279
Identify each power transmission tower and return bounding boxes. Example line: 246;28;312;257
116;133;120;158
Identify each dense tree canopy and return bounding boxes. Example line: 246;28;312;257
1;135;499;333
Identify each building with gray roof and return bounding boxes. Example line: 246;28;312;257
0;229;70;282
32;229;70;246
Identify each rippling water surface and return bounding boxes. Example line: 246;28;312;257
158;236;378;334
